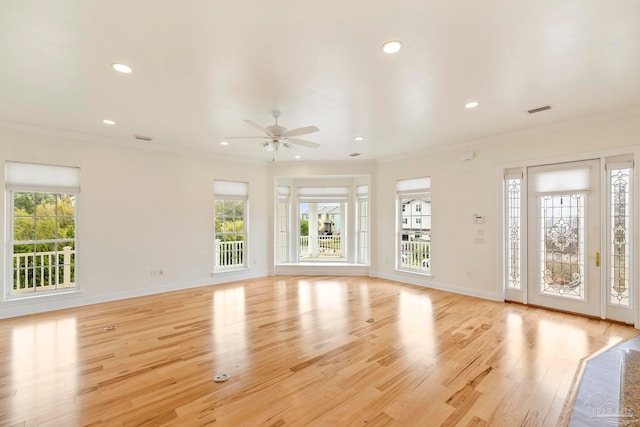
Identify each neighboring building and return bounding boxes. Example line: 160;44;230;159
300;204;341;235
401;199;431;241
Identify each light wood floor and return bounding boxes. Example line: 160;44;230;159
0;276;637;426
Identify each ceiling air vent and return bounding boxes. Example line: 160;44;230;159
349;153;361;157
134;135;153;142
527;105;552;114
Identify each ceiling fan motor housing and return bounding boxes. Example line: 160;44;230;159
267;125;286;136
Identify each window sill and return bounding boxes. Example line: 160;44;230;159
3;289;81;303
212;267;249;275
395;268;432;278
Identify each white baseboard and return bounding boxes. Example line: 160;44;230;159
0;269;268;319
275;264;369;276
374;271;501;301
1;268;499;319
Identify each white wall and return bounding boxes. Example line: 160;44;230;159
375;109;640;300
0;126;269;318
2;108;639;317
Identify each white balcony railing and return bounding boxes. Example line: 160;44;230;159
400;240;430;271
13;246;75;293
299;235;342;258
215;240;244;269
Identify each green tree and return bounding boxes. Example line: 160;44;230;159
215;200;245;241
300;219;308;236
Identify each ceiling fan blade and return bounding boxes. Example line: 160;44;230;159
223;136;270;139
243;119;274;137
286;138;320;148
283;125;319;138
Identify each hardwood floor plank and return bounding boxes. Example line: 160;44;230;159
0;275;637;426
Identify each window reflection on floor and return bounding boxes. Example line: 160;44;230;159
10;318;78;420
213;286;247;363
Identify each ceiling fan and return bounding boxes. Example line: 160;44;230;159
225;111;320;155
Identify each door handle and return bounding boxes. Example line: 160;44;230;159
595;251;600;267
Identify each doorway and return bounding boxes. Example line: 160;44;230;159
505;157;635;324
527;160;601;317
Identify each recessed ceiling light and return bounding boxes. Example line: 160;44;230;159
102;119;116;125
112;63;133;74
294;155;301;159
465;101;479;109
354;136;365;142
382;40;402;54
220;141;229;146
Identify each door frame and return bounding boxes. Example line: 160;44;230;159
499;149;639;327
526;159;601;317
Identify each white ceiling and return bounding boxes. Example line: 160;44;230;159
1;1;639;163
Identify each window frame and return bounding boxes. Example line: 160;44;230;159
356;185;369;264
8;190;79;299
396;177;431;275
214;180;249;272
5;162;80;300
276;186;290;264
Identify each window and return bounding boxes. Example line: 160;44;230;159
397;177;431;273
297;186;348;261
276;186;290;263
6;162;79;298
607;160;633;307
504;171;522;290
356;185;369;264
299;201;344;259
214;180;248;271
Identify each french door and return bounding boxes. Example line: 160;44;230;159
523;158;634;323
527;160;601;317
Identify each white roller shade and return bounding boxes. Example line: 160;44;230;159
356;185;369;195
297;186;349;201
534;168;590;193
397;177;430;193
277;186;290;195
606;160;634;170
214;180;248;196
504;168;523;180
6;161;80;192
297;187;349;196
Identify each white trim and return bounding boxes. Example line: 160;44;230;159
0;269;268;319
275;264;369;276
375;271;500;301
5;188;80;300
